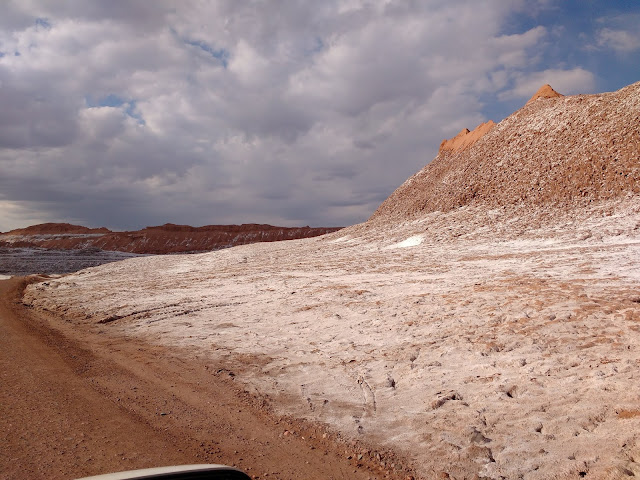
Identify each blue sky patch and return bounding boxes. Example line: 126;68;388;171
124;100;145;125
184;38;230;67
86;94;127;108
85;95;145;125
35;18;51;29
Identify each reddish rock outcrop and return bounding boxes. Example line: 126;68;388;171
439;120;496;154
526;84;563;104
0;223;342;254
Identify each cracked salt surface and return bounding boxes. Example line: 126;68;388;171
25;197;640;480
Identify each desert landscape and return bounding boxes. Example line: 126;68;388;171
16;82;640;479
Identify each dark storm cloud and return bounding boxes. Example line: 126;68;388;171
0;1;638;231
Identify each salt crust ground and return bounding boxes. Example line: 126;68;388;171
25;197;640;480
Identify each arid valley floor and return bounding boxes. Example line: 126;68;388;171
21;196;640;480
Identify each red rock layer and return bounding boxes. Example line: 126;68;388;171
6;223;111;235
0;223;342;254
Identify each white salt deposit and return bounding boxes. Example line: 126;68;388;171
329;235;351;243
25;197;640;480
387;235;424;249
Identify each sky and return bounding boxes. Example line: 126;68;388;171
0;1;639;231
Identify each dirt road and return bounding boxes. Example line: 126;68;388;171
0;277;412;480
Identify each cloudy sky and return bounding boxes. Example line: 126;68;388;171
1;1;639;231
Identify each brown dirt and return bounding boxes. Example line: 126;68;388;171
0;277;414;480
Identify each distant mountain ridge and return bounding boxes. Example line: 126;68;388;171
0;222;342;254
6;223;111;235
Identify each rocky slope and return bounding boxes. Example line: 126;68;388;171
0;223;342;255
372;81;640;222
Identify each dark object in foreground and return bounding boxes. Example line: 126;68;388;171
76;464;252;480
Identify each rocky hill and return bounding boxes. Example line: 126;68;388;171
371;81;640;222
0;223;342;254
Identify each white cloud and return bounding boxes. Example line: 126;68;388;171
0;1;602;230
597;28;640;53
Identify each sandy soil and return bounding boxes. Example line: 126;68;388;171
1;277;415;480
23;196;640;480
